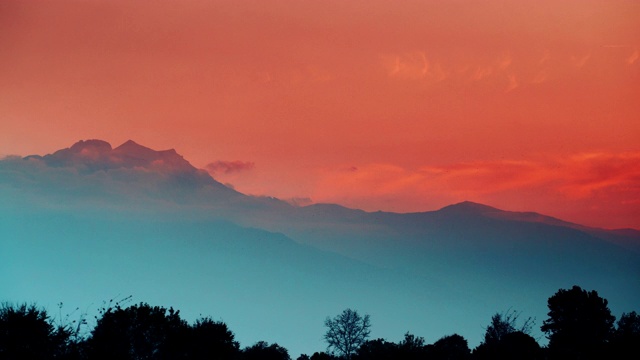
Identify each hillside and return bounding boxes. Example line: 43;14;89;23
2;140;639;356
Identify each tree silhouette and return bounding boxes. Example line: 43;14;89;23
610;311;640;359
430;334;470;360
616;311;640;335
86;302;188;360
481;309;534;345
0;303;70;360
474;331;542;360
397;332;428;360
354;338;397;360
242;341;291;360
324;309;371;360
541;285;615;359
5;293;634;359
188;317;240;359
473;309;539;359
306;352;337;360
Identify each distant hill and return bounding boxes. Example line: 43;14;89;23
2;140;639;357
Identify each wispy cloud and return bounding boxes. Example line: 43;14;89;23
380;47;639;91
205;160;255;174
555;152;640;199
472;66;493;81
572;53;591;68
383;50;524;89
382;51;447;82
627;49;639;65
284;197;313;207
312;152;640;227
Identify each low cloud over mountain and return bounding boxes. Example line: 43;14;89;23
206;160;255;174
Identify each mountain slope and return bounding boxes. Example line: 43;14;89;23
1;206;478;356
2;140;639;356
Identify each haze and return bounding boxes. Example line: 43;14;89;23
1;0;639;228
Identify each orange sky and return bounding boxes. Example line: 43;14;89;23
1;0;639;228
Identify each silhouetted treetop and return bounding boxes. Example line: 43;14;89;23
86;302;188;360
354;338;397;360
189;317;240;359
0;303;70;360
324;309;371;360
2;287;637;360
616;311;640;336
482;309;534;346
611;311;640;359
242;341;291;360
431;334;470;360
541;285;615;359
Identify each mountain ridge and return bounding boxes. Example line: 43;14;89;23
2;138;639;357
11;139;640;234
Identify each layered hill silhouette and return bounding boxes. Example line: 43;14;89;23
1;140;639;356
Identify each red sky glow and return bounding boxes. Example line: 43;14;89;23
1;0;639;228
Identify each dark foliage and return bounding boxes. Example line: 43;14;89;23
2;285;638;360
242;341;291;360
0;303;71;360
354;338;398;360
473;309;540;359
481;309;534;346
473;331;542;360
541;285;616;359
188;317;240;359
610;311;640;359
397;332;429;360
430;334;471;360
307;352;338;360
86;302;189;360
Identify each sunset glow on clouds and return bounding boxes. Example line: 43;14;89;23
1;0;639;228
304;152;640;228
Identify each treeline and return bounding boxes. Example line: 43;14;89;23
1;285;638;360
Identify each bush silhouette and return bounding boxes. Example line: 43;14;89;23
397;332;428;360
242;341;291;360
305;352;337;360
481;309;534;346
430;334;470;360
0;303;70;360
188;317;240;359
473;331;542;360
86;302;188;360
610;311;640;359
473;309;539;359
354;338;398;360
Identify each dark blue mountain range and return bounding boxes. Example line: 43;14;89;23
1;140;638;357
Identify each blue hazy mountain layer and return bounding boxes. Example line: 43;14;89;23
2;140;639;357
1;207;478;356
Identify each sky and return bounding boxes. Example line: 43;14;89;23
1;0;639;229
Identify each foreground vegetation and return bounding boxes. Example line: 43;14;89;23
1;286;638;360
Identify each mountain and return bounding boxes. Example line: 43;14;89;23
27;139;196;173
2;140;639;357
4;139;241;211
